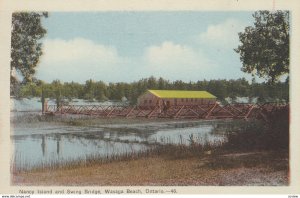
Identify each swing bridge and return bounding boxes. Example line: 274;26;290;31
45;102;288;121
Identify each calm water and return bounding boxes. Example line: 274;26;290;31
11;120;229;170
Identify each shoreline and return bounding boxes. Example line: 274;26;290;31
11;115;245;136
10;108;289;186
12;149;289;186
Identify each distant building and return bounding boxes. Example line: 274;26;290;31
137;90;217;108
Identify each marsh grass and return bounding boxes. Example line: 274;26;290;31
13;115;289;173
11;107;289;176
12;136;223;173
12;148;151;173
202;151;288;171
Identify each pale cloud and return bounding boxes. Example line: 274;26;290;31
145;41;199;68
199;18;247;47
42;38;119;63
37;38;123;82
37;38;219;83
143;41;217;81
36;34;246;83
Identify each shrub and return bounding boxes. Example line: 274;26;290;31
224;106;289;151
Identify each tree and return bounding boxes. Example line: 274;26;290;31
11;12;48;84
51;80;62;107
83;79;96;100
235;11;289;83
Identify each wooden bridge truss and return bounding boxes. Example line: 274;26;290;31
45;102;288;121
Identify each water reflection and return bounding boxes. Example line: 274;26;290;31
12;120;234;170
12;133;149;170
41;135;46;157
56;136;61;156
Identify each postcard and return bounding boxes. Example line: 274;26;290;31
0;0;300;195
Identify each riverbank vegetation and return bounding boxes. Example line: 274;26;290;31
12;107;289;185
12;150;288;186
12;76;289;104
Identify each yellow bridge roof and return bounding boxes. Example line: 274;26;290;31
148;90;216;99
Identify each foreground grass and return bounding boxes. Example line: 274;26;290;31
12;150;288;186
11;108;289;186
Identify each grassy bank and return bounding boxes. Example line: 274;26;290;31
11;107;289;186
12;129;289;186
12;149;288;186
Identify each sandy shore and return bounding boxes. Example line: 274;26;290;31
12;150;288;186
10;114;288;186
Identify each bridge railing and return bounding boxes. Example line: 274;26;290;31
44;102;289;121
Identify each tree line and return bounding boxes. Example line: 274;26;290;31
10;11;289;105
13;76;289;104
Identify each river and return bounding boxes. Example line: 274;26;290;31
11;118;235;170
11;98;243;170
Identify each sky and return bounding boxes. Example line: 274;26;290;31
36;11;256;83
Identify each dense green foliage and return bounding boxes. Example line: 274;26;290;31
224;106;289;151
15;76;289;104
11;12;48;85
235;11;289;83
